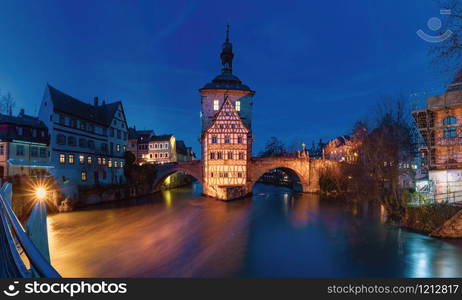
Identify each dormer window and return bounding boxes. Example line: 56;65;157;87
213;99;219;111
235;100;241;111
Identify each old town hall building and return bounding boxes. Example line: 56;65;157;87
200;27;255;200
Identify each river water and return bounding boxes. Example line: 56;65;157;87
47;183;462;277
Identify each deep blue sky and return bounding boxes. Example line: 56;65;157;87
0;0;455;155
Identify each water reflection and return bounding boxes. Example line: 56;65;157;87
47;183;462;277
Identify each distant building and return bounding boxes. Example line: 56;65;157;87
128;129;195;164
323;136;358;163
143;134;177;164
0;110;51;178
412;70;462;197
176;140;195;162
128;128;154;164
38;84;128;194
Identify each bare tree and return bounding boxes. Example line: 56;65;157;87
430;0;462;73
0;92;15;115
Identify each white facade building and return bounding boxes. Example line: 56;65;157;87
38;84;128;197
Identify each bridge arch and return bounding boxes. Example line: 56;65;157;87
250;166;306;192
152;161;203;190
248;158;311;193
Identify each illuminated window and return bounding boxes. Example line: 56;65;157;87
59;153;65;164
68;154;74;164
120;161;124;168
443;116;457;125
88;155;92;164
235;100;241;111
116;144;121;152
108;160;112;168
213;99;219;111
115;161;118;168
79;154;85;164
102;158;106;165
444;128;457;138
81;171;87;182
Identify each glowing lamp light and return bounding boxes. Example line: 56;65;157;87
35;187;47;201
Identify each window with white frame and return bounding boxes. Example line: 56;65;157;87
235;100;241;111
213;99;219;111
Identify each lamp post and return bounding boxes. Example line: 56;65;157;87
26;186;51;267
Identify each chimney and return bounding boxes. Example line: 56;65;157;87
19;108;25;116
94;96;99;106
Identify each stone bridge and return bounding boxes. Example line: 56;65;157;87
152;158;337;199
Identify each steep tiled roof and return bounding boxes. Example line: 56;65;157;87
0;113;47;129
47;84;121;126
150;134;173;142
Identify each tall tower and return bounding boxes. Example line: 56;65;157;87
200;26;255;200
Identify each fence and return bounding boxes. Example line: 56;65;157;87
0;182;60;278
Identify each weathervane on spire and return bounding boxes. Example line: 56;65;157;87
226;23;230;42
220;23;234;73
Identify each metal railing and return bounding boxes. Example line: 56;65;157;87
0;184;60;278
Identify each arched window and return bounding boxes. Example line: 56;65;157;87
443;116;457;125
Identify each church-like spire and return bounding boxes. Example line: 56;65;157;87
220;24;234;73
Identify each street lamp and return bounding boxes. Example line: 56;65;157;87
34;186;47;202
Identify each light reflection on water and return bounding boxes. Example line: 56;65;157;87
47;183;462;278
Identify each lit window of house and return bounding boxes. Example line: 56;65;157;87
79;154;85;164
88;155;92;164
102;157;106;165
115;161;118;168
444;128;457;138
16;145;24;156
81;171;87;182
116;144;121;152
97;157;101;165
443;116;457;125
235;100;241;111
120;161;124;168
108;160;112;168
213;99;219;111
68;154;75;164
59;154;65;164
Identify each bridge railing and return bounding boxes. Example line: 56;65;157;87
0;183;61;278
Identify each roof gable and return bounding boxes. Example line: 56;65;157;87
46;84;124;127
207;97;249;134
